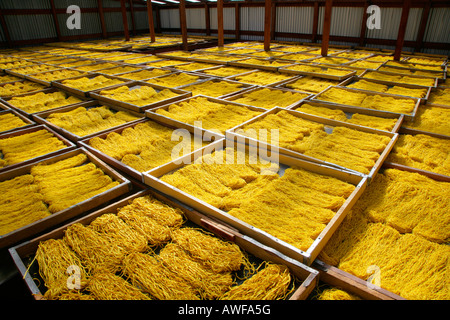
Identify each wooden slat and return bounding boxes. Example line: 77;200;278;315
321;0;334;57
312;1;319;43
414;0;431;52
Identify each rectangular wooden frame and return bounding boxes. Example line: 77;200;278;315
8;188;320;301
225;106;397;181
0;108;36;135
310;85;421;121
78;116;220;182
0;87;91;117
89;80;192;113
146;94;266;138
143;138;368;266
339;76;432;104
278;62;356;81
0;124;76;173
224;86;313;110
0;147;131;249
31;100;145;143
288;100;404;134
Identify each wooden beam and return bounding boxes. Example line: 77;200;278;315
394;0;412;60
120;0;130;41
49;0;61;41
359;0;369;46
321;0;333;56
271;1;276;41
179;0;188;51
205;3;211;36
235;3;240;40
98;0;107;39
414;0;431;52
264;0;272;51
147;0;156;42
312;1;319;43
217;0;224;47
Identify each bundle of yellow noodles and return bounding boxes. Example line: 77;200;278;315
6;91;83;114
231;87;309;109
118;68;171;80
64;223;126;273
180;79;246;97
202;66;251;78
234;71;293;86
284;76;339;93
60;75;125;92
402;105;449;136
386;134;450;176
155;96;263;134
122;252;200;300
45;105;141;137
34;238;89;300
88;120;207;172
0;80;45;97
0;129;67;167
317;288;361;300
98;85;179;106
219;262;292;300
88;272;151;300
146;72;200;88
0;112;28;132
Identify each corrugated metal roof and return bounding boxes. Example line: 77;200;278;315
209;7;235;30
424;7;450;43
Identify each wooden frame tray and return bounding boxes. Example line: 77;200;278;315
51;73;133;98
310;85;421;121
224;69;299;88
227;57;296;72
143;138;368;266
32;100;145;143
377;64;445;81
146;94;266;138
0;147;131;249
78;117;218;182
145;71;213;89
0;124;76;173
175;78;255;99
278;62;356;81
193;65;258;79
25;68;92;86
113;67;174;82
359;69;439;88
339;76;432;104
89;81;192;113
226;107;397;180
312;260;405;300
224;86;312;110
289;100;404;134
0;108;36;134
8;188;319;300
383;130;450;182
0;79;48;99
